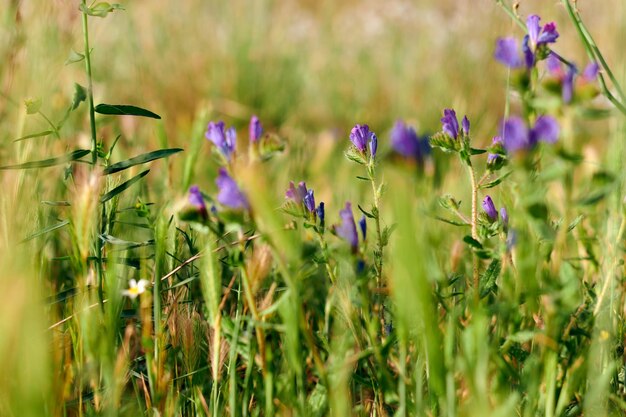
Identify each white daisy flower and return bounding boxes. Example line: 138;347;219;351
122;279;150;299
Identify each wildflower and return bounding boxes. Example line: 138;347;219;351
336;202;359;250
316;202;325;226
482;196;498;221
390;120;430;161
249;115;263;143
285;181;308;205
500;207;509;230
583;62;599;81
122;279;150;299
350;124;377;155
206;121;236;161
304;189;316;213
358;215;367;240
526;15;559;52
216;168;248;209
546;53;599;103
440;109;460;139
188;185;206;210
500;115;559;153
494;14;558;70
462;116;470;136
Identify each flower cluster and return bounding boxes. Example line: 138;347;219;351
544;53;599;104
500;115;559;153
206;121;237;161
495;14;559;69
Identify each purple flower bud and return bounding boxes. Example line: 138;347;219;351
304;189;316;213
494;37;522;68
583;62;599;82
482;196;498;221
316;202;325;225
350;124;371;152
546;53;563;76
358;215;367;241
336;202;358;250
440;108;459;139
562;66;576;104
522;35;534;69
188;185;206;210
249;115;263;143
462;116;470;136
538;21;559;45
206;121;236;161
216;168;248;210
500;207;509;229
369;133;378;157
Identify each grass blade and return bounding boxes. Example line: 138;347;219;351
103;148;183;175
21;220;70;243
0;149;90;170
100;169;150;203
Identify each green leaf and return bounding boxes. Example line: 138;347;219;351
24;97;42;114
463;235;483;249
21;220;70;243
95;103;161;119
433;216;468;227
64;49;85;65
14;130;53;142
100;169;150;203
103;148;183;175
469;148;486;155
480;259;501;297
527;203;548;220
357;204;375;219
0;149;90;170
71;83;87;111
479;171;511;189
567;215;585;232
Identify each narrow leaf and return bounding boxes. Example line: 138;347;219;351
14;130;53;142
21;220;70;243
95;103;161;119
65;49;85;65
463;235;483;249
0;149;90;170
100;169;150;203
103;148;183;174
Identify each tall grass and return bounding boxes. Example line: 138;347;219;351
1;0;626;416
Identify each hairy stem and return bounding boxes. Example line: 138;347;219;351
468;163;480;300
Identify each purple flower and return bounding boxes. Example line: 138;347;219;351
583;62;599;81
215;168;248;210
285;181;308;204
206;121;236;161
316;202;325;225
500;207;509;229
358;215;367;240
494;37;522;68
350;124;377;156
526;15;559;50
304;189;316;213
546;53;577;103
500;116;559;153
390;120;430;160
336;202;358;250
487;136;504;162
249;115;263;143
369;133;378;157
462;116;470;136
189;185;206;210
440;109;460;139
482;196;498;221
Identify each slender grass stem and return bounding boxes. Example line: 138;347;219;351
80;0;98;165
467;163;480;300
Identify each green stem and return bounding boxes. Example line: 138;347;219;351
468;163;480;301
367;162;385;330
80;0;98;165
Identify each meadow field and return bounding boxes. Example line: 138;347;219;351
1;0;626;416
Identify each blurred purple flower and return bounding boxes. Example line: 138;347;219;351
189;185;206;210
285;181;308;205
206;121;236;161
336;202;358;250
500;207;509;229
390;120;430;160
249;115;263;143
216;168;248;209
487;136;504;164
494;37;522;68
500;116;559;153
350;124;376;153
482;196;498;221
583;62;599;81
358;215;367;240
304;189;316;213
